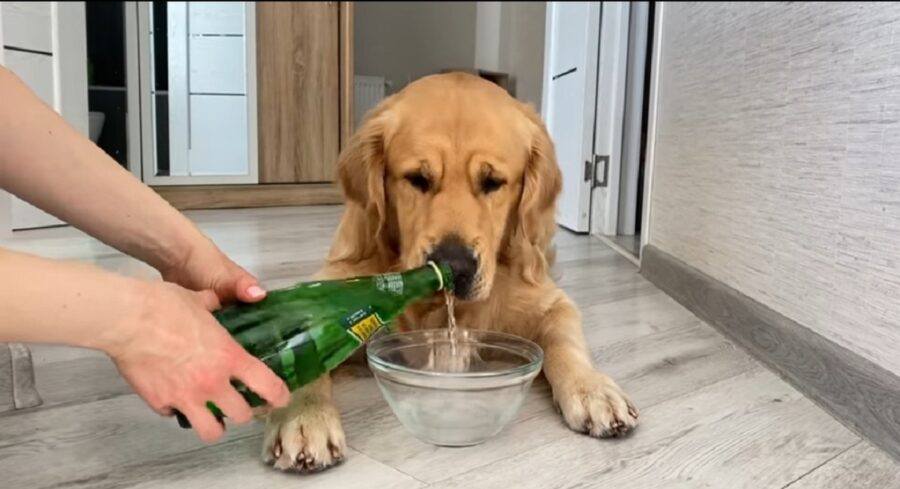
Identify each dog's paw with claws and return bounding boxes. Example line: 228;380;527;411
554;372;639;438
262;401;346;473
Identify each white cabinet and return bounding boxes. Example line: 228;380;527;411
3;50;53;105
189;2;244;35
142;2;257;185
1;1;86;231
188;94;249;176
2;2;52;53
189;36;245;94
3;49;59;231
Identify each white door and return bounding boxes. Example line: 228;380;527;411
541;1;601;233
542;2;631;235
0;2;88;231
589;2;630;237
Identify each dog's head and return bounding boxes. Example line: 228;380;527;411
332;73;561;301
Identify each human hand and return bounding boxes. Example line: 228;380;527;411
160;240;266;306
106;280;290;442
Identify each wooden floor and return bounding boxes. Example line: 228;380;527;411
610;234;641;259
1;206;897;489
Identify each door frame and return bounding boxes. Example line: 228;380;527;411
124;1;142;180
616;1;650;237
639;1;665;255
588;1;631;238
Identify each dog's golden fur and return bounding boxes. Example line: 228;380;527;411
262;73;638;472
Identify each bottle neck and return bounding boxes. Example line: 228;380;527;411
389;262;454;298
425;261;454;294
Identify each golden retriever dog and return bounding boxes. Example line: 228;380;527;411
262;72;638;472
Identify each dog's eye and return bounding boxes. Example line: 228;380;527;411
405;173;431;193
481;176;506;194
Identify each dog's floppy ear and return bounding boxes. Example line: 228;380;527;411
513;102;562;284
329;98;398;264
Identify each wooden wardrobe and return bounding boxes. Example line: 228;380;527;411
156;2;353;210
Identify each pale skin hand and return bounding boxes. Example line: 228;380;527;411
0;66;289;440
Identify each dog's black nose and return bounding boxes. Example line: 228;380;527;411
427;236;478;299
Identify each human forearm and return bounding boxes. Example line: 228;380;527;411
0;66;210;271
0;247;142;353
0;246;289;442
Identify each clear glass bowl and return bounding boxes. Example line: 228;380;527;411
367;328;543;447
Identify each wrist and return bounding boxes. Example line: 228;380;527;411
153;230;214;277
154;230;201;272
127;204;212;274
88;277;149;358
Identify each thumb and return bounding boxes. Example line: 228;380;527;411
234;272;267;304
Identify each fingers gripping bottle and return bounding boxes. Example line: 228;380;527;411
174;262;453;428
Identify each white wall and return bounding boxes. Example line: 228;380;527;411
354;1;545;110
649;3;900;376
497;1;546;110
474;1;501;71
475;1;546;110
354;1;477;95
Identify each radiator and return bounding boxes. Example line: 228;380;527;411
354;75;387;129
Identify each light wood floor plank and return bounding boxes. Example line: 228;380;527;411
0;207;889;488
0;394;259;489
429;370;859;489
786;442;900;489
51;440;422;489
344;324;760;484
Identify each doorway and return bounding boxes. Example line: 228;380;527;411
611;1;654;260
85;2;131;172
542;1;654;262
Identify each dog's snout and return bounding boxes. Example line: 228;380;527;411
426;236;478;298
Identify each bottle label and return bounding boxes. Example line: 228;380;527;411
375;272;404;295
343;306;385;344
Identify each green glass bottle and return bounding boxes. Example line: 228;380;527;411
174;262;453;429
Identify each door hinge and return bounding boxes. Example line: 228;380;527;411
584;159;592;182
593;154;609;188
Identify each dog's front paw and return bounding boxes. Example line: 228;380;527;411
262;400;346;473
554;372;639;438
